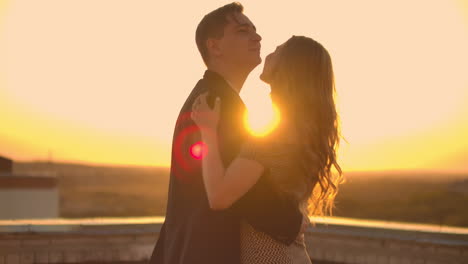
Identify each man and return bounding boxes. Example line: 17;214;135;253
149;3;303;263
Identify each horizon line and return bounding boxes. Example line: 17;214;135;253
9;158;468;175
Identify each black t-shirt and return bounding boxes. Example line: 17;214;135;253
149;70;303;264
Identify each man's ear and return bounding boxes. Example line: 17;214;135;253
206;38;222;57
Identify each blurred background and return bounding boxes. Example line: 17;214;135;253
1;0;467;227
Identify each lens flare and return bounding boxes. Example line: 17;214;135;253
190;141;207;160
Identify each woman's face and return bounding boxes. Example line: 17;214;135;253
260;43;286;83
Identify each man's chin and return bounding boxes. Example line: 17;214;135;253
257;56;262;64
259;72;271;84
245;57;262;73
252;56;262;67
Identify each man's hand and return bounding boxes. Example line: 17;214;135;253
191;92;221;134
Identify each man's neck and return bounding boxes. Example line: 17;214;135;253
207;65;250;94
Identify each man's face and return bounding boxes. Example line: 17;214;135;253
217;12;262;71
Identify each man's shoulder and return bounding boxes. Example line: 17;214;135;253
173;78;210;129
182;79;210;109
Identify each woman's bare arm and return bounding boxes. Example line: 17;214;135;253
200;130;265;210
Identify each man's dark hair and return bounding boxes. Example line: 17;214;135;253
195;2;244;66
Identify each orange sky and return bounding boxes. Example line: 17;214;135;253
1;0;467;172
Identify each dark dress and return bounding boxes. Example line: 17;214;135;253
149;70;303;264
238;137;312;264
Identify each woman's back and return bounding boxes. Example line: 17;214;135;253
238;137;313;264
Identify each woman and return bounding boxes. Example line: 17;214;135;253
191;35;343;263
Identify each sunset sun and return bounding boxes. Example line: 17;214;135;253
244;100;281;137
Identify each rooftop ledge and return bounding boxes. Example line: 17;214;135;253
1;216;467;246
1;216;467;264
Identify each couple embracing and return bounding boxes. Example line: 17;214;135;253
150;2;343;264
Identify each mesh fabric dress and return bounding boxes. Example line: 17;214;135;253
238;135;312;264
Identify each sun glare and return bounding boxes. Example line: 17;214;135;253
244;101;281;137
1;1;467;171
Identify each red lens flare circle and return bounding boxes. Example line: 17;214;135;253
190;141;208;160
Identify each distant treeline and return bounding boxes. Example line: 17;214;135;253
12;162;468;227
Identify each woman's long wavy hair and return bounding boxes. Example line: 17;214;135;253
269;36;344;220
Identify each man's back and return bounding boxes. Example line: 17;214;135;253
149;71;302;264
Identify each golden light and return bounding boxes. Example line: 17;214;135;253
244;100;281;137
1;1;467;171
